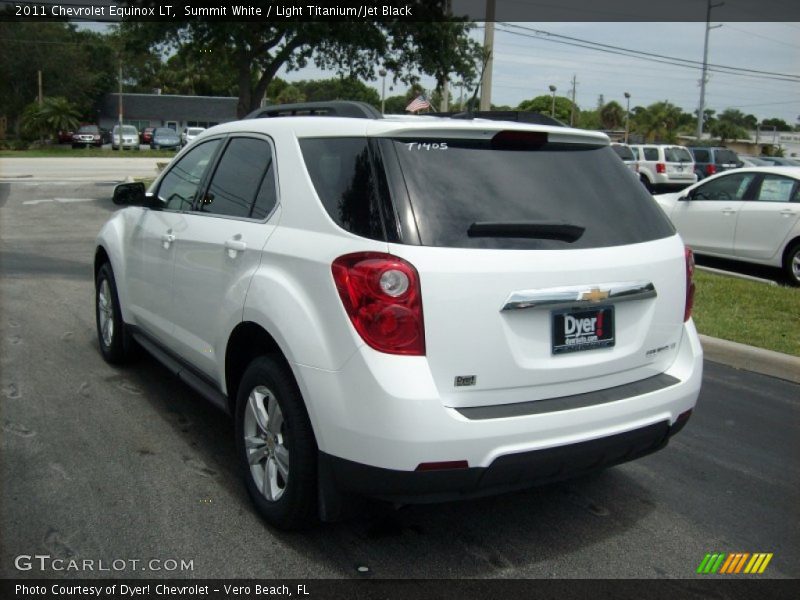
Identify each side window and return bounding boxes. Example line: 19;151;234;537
690;172;756;201
643;147;659;161
198;137;273;218
754;175;796;203
693;149;709;162
157;140;221;211
251;160;278;220
299;138;385;241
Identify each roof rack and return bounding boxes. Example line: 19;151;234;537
426;110;566;128
245;100;382;120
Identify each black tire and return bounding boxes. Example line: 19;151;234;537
235;356;318;530
784;242;800;287
95;263;135;364
640;175;653;193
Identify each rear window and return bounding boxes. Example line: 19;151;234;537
664;147;692;162
612;145;635;161
77;125;99;133
388;137;674;249
715;149;739;164
155;128;175;135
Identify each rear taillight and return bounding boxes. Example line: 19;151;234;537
705;164;717;176
332;252;425;356
684;247;695;322
656;163;666;174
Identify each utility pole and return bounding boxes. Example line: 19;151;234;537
479;0;495;111
695;0;724;141
379;69;387;114
37;70;43;106
624;91;631;143
118;59;123;149
569;74;577;127
441;0;451;112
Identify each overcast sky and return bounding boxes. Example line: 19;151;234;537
77;20;799;124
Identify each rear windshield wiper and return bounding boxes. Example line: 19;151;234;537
467;221;585;243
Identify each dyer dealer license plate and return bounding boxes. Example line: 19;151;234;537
552;306;615;354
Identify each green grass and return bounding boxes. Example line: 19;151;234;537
693;270;800;356
0;147;179;159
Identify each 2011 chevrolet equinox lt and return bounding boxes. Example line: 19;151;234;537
95;102;702;529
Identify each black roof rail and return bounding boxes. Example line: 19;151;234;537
427;110;566;127
245;100;382;120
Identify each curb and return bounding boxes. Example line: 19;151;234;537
700;334;800;385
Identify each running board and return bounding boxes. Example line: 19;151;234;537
130;329;230;414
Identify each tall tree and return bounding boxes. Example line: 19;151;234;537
517;95;575;124
598;101;625;130
0;22;117;130
119;3;481;118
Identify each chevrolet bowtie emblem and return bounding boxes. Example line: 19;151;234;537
580;288;609;302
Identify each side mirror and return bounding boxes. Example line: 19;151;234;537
112;182;158;208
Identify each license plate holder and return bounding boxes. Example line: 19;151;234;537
552;305;615;355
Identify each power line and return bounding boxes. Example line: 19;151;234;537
498;23;800;83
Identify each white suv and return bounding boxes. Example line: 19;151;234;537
631;144;697;192
95;102;703;529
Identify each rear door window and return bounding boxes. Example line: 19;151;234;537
692;149;710;162
754;175;797;203
643;147;659;161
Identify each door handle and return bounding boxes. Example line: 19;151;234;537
225;238;247;253
721;208;736;215
779;209;796;216
160;232;175;248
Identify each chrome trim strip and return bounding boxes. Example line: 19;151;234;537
501;281;656;312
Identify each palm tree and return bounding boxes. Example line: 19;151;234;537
20;97;80;141
598;101;624;130
40;97;81;133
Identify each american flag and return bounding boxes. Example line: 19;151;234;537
405;95;431;113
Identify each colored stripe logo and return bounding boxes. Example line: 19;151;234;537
697;552;773;574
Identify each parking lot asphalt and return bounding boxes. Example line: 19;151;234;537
1;179;798;580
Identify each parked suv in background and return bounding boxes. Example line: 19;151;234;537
96;102;702;529
687;146;741;180
71;125;103;148
631;144;697;192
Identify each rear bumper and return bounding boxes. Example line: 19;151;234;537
296;321;702;496
320;416;689;503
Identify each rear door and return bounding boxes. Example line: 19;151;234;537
735;173;800;261
377;131;686;408
170;134;280;380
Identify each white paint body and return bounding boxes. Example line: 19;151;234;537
97;115;703;473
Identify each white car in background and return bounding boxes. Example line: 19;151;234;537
654;167;800;285
181;126;206;147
